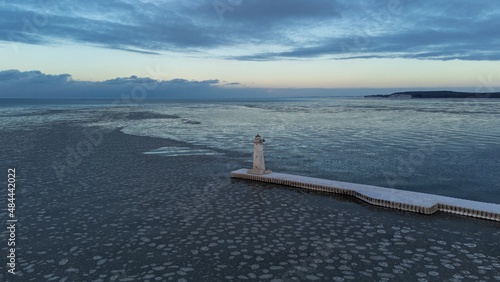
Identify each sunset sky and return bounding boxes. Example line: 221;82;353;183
1;0;499;98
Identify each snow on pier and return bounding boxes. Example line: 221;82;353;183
231;169;500;222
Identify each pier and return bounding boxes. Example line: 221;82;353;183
232;135;500;222
231;169;500;221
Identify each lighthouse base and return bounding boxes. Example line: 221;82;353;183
247;169;272;175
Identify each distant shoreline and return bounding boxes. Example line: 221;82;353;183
365;91;500;99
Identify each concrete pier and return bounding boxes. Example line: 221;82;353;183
231;169;500;222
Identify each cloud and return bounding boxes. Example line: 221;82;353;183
0;69;483;99
0;69;72;83
0;69;253;99
232;1;500;61
0;0;499;61
209;0;340;22
103;75;157;85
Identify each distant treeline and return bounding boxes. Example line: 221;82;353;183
365;91;500;99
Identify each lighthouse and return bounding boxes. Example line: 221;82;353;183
248;134;271;175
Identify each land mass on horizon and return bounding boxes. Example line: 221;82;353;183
365;91;500;99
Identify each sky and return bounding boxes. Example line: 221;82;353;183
0;0;499;98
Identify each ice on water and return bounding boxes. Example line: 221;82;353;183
1;99;499;281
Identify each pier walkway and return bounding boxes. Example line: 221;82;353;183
231;169;500;222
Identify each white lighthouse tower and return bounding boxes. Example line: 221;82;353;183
248;134;271;175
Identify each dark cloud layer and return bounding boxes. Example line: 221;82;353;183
0;69;478;99
0;69;235;99
0;69;71;83
1;0;499;61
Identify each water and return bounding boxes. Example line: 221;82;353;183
0;98;499;281
121;98;500;203
2;97;498;203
